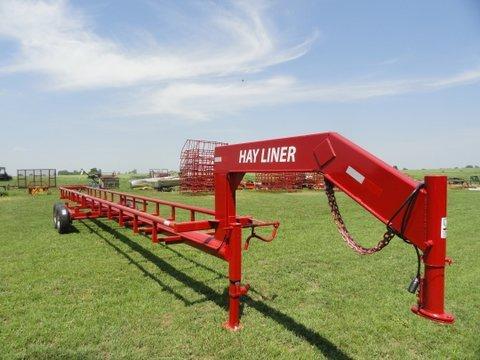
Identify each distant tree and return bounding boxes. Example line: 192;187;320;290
129;169;137;175
58;169;81;175
89;167;101;174
466;165;474;168
402;167;408;171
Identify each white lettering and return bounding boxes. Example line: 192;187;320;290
239;150;247;163
252;149;259;163
239;146;297;163
287;146;296;162
261;148;267;163
271;147;280;162
246;150;253;163
279;146;288;162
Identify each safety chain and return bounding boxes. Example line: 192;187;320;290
325;180;395;255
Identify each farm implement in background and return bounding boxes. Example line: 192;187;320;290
53;132;454;330
80;169;120;189
17;169;56;195
129;175;180;191
447;175;480;190
0;167;13;196
179;139;228;193
0;167;12;181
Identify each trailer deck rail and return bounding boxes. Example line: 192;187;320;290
59;185;278;259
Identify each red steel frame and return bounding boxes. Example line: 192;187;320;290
57;131;454;331
214;132;454;329
59;186;275;259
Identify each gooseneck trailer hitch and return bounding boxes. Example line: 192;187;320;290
53;132;454;330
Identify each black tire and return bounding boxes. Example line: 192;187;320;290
53;202;64;229
55;205;71;234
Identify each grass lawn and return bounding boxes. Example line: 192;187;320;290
0;174;479;359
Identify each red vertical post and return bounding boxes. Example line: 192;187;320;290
226;223;246;331
152;223;158;243
412;175;454;323
215;172;248;331
119;210;124;227
133;215;138;233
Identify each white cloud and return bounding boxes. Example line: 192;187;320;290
124;76;297;121
123;69;480;121
11;146;28;152
0;0;479;122
427;69;480;88
0;0;317;89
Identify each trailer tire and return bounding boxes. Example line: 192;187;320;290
53;202;64;228
55;205;71;234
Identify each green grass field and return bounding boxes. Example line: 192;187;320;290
404;167;480;181
1;174;479;359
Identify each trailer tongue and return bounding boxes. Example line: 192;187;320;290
54;132;454;330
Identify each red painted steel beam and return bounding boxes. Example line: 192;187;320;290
214;132;454;329
215;132;426;249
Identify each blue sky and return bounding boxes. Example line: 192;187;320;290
1;0;479;172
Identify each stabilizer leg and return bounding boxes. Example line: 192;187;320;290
223;224;249;331
411;176;454;323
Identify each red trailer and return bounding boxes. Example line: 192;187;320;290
53;132;454;331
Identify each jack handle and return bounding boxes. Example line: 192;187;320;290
244;221;280;250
